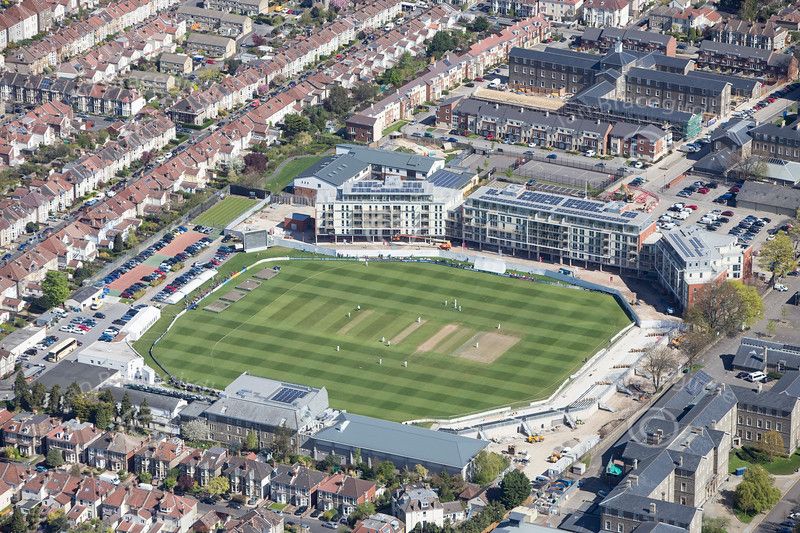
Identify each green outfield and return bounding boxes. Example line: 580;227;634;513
149;260;631;421
193;196;258;228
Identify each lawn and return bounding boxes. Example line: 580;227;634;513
729;449;800;476
142;257;631;422
265;155;326;193
382;120;409;137
193;196;258;228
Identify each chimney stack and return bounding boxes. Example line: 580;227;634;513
649;502;657;514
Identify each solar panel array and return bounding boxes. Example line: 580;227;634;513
429;170;469;189
271;387;308;404
479;188;645;225
349;181;426;194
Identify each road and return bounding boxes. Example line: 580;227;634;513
758;476;800;532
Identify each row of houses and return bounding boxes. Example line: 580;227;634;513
54;15;186;84
0;100;74;167
166;0;405;125
4;0;180;74
345;16;552;143
0;72;146;116
491;0;644;28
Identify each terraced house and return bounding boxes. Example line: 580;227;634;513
697;40;798;81
624;67;732;118
709;18;788;51
750;122;800;162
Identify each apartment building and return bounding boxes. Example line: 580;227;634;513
450;97;613;153
455;183;656;271
608;123;670;162
491;0;539;17
697;40;798;81
85;431;149;471
750;122;800;162
582;0;630;28
2;412;60;456
580;27;677;56
624;67;732;118
180;373;329;452
204;0;268;15
600;371;736;533
133;437;193;480
710;18;788;51
224;457;273;501
315;172;470;241
538;0;583;22
653;225;752;310
317;474;377;518
185;33;236;59
269;465;327;508
159;52;192;74
45;419;103;464
732;371;800;455
176;6;252;38
648;5;721;34
392;485;444;531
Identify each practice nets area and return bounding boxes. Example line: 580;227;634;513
150;260;631;421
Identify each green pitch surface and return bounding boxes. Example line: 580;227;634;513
151;260;631;421
193;196;258;228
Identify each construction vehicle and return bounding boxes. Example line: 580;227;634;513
670;335;684;349
527;434;544;443
437;240;451;250
547;452;562;463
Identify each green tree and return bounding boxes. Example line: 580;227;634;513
10;506;26;533
431;471;464;502
685;280;750;336
245;431;258;452
473;451;510;485
14;371;31;411
376;460;396;483
351;82;378;103
139;471;153;484
282;113;311;137
181;419;209;442
46;509;68;533
758;430;786;458
323;84;353;117
206;475;230;497
48;384;62;416
46;448;64;468
467;16;490;33
29;382;45;412
92;402;114;430
42;270;70;309
64;382;82;417
137;399;152;429
732;282;764;328
500;469;530;509
759;233;796;285
113;233;124;253
739;0;757;20
349;502;376;522
734;464;780;515
120;391;134;426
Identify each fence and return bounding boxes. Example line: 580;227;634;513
230;184;269;199
544;270;641;326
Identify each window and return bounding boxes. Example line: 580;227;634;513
617;525;624;533
746;417;751;426
766;421;772;430
681;482;686;491
777;423;782;432
746;431;752;440
757;419;763;428
757;433;762;441
605;521;612;531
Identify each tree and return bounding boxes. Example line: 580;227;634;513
351;82;378;103
324;85;353;117
244;152;268;173
735;465;780;515
42;270;70;309
28;382;45;411
48;384;62;416
137;399;152;429
323;453;342;472
271;425;293;459
181;419;209;442
46;448;64;468
245;431;259;452
14;371;31;411
739;0;757;20
92;402;114;430
642;346;680;391
426;31;462;59
758;430;786;458
728;154;768;181
759;233;796;285
120;391;134;426
113;233;124;253
177;474;196;493
25;221;38;233
64;382;82;417
206;476;230;498
500;469;530;509
685;280;749;336
681;330;714;369
375;460;396;483
10;506;26;533
46;509;68;533
732;282;764;328
473;451;509;485
282;113;311;137
415;464;429;481
252;33;267;47
139;471;153;484
467;16;490;33
349;502;376;522
431;471;464;502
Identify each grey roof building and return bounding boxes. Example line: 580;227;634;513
735;181;800;217
304;412;489;479
183;373;329;451
600;372;737;533
335;144;443;178
731;371;800;453
36;361;120;391
733;337;800;371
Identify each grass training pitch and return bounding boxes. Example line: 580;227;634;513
193;196;258;228
148;259;631;421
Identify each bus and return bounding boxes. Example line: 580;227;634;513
47;338;78;362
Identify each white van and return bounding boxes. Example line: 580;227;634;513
745;371;767;383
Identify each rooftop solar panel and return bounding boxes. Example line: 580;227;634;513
271;387;308;404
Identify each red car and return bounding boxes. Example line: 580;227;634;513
698;187;710;194
767;97;777;103
722;210;734;216
685;204;698;210
729;186;740;192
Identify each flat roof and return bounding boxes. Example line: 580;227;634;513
37;361;119;391
473;87;565;112
310;412;488;469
